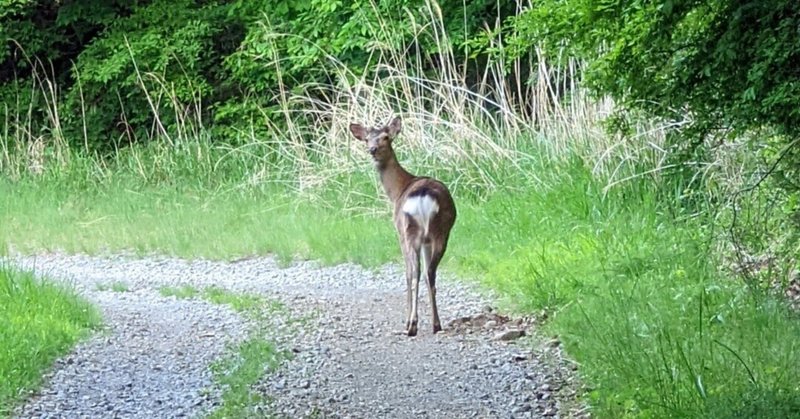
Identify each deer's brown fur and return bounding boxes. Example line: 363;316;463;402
349;116;456;336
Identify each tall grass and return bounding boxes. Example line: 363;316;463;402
1;2;674;196
2;1;799;418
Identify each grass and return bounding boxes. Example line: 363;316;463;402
161;285;286;315
159;284;201;299
0;264;100;417
3;150;799;418
458;168;800;418
0;174;397;266
95;281;130;292
163;285;291;418
209;337;284;419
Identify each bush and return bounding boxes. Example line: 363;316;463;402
2;0;521;149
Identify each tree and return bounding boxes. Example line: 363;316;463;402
499;0;800;147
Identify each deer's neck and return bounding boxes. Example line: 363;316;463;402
376;153;414;204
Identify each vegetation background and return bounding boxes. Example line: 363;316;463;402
2;0;800;418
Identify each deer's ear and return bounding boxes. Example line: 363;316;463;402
386;116;402;137
349;123;367;141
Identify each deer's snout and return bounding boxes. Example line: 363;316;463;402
369;146;378;155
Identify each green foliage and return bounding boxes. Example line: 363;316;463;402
482;0;800;221
477;0;800;288
498;0;800;140
159;284;201;299
454;160;800;419
194;287;289;418
0;265;100;415
208;337;281;418
0;170;397;264
64;0;234;148
2;0;514;148
95;281;130;292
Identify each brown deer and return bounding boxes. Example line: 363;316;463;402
349;116;457;336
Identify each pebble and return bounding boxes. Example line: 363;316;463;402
495;329;527;341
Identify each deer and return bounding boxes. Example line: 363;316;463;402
349;116;457;337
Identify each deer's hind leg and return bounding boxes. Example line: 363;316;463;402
423;239;446;333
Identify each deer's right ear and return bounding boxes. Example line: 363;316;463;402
349;123;367;141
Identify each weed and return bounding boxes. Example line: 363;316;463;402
159;285;200;299
95;282;130;292
159;285;292;417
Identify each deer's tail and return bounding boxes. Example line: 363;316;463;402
402;194;439;238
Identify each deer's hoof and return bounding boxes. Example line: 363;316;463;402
407;322;418;337
432;324;442;334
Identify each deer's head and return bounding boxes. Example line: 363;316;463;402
349;116;402;165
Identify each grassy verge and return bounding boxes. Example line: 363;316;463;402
460;168;800;418
0;265;100;417
0;174;396;266
161;285;291;418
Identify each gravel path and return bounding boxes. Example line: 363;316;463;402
10;253;582;419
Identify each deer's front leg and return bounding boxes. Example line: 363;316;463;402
402;244;412;331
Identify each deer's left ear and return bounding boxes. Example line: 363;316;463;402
386;116;402;138
349;123;367;141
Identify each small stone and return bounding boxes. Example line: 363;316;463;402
494;329;526;341
512;404;532;413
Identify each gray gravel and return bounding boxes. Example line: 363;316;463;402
9;253;582;419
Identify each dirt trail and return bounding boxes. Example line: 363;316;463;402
11;253;582;419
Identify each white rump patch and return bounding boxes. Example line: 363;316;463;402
402;195;439;237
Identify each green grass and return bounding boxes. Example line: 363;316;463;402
208;336;284;419
95;281;130;292
159;285;200;299
0;176;396;266
163;285;290;417
456;172;800;418
2;149;799;418
0;265;100;416
160;285;286;316
201;287;286;316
